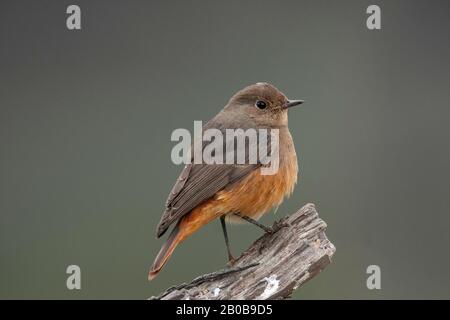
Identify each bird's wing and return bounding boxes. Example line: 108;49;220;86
155;121;272;237
156;162;259;237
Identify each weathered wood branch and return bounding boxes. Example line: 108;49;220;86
150;203;335;300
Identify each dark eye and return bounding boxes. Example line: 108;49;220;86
255;100;267;109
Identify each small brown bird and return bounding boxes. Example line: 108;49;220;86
149;83;304;280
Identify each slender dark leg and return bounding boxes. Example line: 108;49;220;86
232;213;273;234
220;216;235;263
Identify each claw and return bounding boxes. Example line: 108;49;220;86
227;255;237;267
263;226;274;234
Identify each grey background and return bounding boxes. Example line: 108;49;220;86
1;0;449;299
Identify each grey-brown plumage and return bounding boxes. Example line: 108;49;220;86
156;121;263;238
150;82;304;280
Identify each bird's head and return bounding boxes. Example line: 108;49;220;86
223;82;304;127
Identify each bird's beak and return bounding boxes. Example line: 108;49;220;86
283;99;304;109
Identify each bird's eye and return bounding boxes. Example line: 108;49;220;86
255;100;267;109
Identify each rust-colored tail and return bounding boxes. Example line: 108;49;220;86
148;223;182;281
148;199;223;281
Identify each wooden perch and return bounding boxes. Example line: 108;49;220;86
150;203;335;300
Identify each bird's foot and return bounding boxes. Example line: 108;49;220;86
262;225;274;234
233;213;274;234
227;254;237;267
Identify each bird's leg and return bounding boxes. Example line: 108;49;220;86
232;213;273;234
220;216;236;265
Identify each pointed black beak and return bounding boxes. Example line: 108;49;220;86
284;99;304;109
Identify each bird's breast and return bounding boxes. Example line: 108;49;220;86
219;131;298;222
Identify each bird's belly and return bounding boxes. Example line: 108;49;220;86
219;159;298;223
178;148;297;236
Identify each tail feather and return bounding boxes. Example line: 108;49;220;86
148;223;181;281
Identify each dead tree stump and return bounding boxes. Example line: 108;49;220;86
150;203;335;300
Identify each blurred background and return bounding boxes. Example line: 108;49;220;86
1;0;450;299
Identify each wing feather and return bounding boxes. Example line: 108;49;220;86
155;121;271;237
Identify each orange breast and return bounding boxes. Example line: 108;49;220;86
177;136;298;240
219;148;298;222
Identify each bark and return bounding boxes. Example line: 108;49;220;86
150;203;335;300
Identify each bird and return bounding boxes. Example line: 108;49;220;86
148;82;304;280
